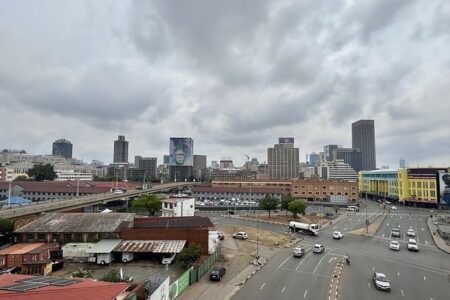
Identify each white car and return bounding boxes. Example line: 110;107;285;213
312;244;325;254
232;232;248;240
333;231;343;239
113;189;124;194
407;239;419;252
293;247;305;258
373;272;391;292
407;229;416;237
389;240;400;251
391;206;397;210
162;253;176;265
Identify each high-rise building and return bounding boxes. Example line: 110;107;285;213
193;155;207;180
352;120;376;171
324;145;339;161
399;158;406;168
267;137;299;180
318;159;358;182
163;155;170;165
219;160;233;169
52;139;73;159
113;135;129;163
135;156;157;180
336;148;362;172
169;137;194;181
309;152;319;166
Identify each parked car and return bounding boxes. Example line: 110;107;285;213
347;206;359;211
373;272;391;291
312;244;325;254
389;240;400;251
407;229;416;237
209;266;226;281
232;232;248;240
333;231;343;239
407;239;419;252
113;189;124;194
391;228;401;238
162;253;176;265
293;247;305;258
218;232;225;240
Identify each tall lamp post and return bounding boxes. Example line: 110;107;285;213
365;192;369;234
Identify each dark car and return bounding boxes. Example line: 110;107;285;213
391;228;401;238
210;266;226;281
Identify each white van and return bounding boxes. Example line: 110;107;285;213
122;252;134;263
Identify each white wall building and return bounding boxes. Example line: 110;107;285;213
161;195;195;217
318;159;358;182
56;170;93;181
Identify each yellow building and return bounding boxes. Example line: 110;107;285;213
359;168;448;207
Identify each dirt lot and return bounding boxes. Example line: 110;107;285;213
240;213;330;226
51;260;186;283
219;224;293;248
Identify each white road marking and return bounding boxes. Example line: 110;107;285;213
382;233;385;237
313;254;328;274
260;283;266;290
398;224;401;228
387;223;389;226
279;255;291;268
368;282;370;288
372;267;375;271
401;289;404;296
424;276;426;281
296;252;312;271
304;290;308;298
343;228;348;231
282;286;286;294
398;272;400;276
328;257;336;263
421;228;425;231
425;240;429;245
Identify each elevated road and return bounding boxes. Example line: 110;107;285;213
0;182;193;219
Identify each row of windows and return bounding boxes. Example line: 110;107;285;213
293;191;357;196
294;185;356;190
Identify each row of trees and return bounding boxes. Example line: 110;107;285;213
259;195;306;218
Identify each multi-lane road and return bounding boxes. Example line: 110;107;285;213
205;200;450;300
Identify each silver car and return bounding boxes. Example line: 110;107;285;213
373;272;391;291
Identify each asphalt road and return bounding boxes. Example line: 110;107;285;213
215;200;450;300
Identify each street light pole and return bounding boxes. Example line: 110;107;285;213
365;192;369;234
256;210;259;262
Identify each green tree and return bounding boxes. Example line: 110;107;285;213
13;175;28;181
26;163;57;181
178;243;202;266
288;199;306;218
101;269;121;282
0;219;13;235
132;194;162;215
280;195;294;216
259;195;279;218
72;267;93;278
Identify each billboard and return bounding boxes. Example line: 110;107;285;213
169;138;193;166
278;137;294;144
438;172;450;206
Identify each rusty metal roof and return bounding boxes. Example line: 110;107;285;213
114;240;186;253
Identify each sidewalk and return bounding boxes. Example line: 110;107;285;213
427;216;450;254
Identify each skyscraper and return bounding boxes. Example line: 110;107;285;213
352;120;376;171
135;156;157;180
309;152;319;166
52;139;73;159
268;137;299;179
113;135;129;163
169;137;194;181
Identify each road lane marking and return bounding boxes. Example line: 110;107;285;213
296;252;312;271
260;283;266;290
424;276;426;280
304;290;308;298
368;282;370;288
421;228;425;231
279;255;291;268
328;257;336;263
401;289;404;296
343;227;348;231
398;272;400;276
387;223;389;226
382;233;385;237
372;267;375;271
281;286;286;294
313;254;328;274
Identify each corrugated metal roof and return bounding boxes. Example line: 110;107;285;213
114;240;186;253
86;239;123;254
0;243;44;255
133;216;213;229
15;213;135;233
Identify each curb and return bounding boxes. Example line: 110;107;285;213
329;258;345;300
226;259;267;300
427;217;450;254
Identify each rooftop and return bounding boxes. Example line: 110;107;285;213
0;244;44;256
114;240;186;253
192;185;285;194
15;213;135;233
133;216;214;229
86;239;123;254
0;274;129;300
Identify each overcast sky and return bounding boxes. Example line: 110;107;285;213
1;0;449;168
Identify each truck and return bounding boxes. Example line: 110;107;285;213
289;221;319;236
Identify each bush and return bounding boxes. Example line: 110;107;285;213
72;267;93;278
178;243;202;266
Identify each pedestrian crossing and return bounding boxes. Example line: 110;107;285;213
353;212;422;217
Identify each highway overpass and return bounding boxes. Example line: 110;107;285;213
0;182;194;220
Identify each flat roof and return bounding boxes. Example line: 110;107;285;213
114;240;186;253
15;213;135;233
133;216;214;229
86;239;123;254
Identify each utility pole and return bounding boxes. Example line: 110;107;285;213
76;179;80;197
249;183;252;215
256;210;260;262
7;181;12;206
365;192;369;234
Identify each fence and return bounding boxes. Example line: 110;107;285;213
189;247;221;284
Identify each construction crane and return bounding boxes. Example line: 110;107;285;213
243;154;250;161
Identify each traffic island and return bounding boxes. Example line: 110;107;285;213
329;258;345;300
427;216;450;254
347;213;387;237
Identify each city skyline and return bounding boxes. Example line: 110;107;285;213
1;1;450;168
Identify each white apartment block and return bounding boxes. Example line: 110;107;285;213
56;170;93;181
318;159;358;182
161;195;195;217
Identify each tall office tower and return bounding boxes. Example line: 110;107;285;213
309;152;320;166
163;155;170;165
336;148;362;172
113;135;129;163
352;120;376;170
193;154;207;180
399;158;406;168
52;139;73;159
267;137;299;180
135;156;157;180
324;145;339;161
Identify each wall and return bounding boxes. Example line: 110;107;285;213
120;228;209;254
